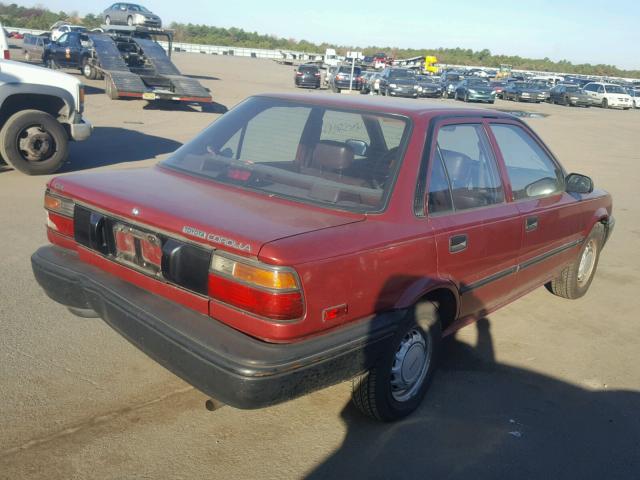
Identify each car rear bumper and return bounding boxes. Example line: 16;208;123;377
388;89;418;97
31;245;400;409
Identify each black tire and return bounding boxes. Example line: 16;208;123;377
105;77;119;100
488;100;495;104
0;109;69;175
464;92;469;102
82;58;97;80
351;302;441;422
127;16;134;26
546;223;604;299
602;98;608;109
105;15;111;25
565;96;571;106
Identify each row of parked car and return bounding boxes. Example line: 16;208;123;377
294;63;640;110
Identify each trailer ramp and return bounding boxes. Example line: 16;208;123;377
91;34;146;94
132;37;211;100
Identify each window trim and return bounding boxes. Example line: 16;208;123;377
485;120;567;203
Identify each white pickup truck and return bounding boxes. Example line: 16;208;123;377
0;26;92;175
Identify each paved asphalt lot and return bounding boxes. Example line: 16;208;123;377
1;49;640;479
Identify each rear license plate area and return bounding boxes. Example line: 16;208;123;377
113;223;162;276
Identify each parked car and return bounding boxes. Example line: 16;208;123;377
454;78;496;103
626;88;640;109
583;82;633;109
31;93;613;422
549;84;590;107
503;81;548;103
0;33;92;174
329;65;363;92
367;72;382;95
415;75;443;98
294;64;320;89
379;68;421;98
22;33;50;63
103;3;162;27
359;71;374;94
489;81;507;99
50;23;87;42
440;72;464;98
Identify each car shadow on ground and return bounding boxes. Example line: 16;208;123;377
306;301;640;479
142;100;228;114
60;127;182;172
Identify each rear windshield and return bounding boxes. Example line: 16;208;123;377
162;97;411;212
299;65;318;73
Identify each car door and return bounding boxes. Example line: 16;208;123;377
425;120;522;318
488;121;582;296
52;33;69;65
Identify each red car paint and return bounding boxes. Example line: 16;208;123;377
44;93;613;343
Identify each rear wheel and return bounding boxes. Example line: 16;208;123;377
105;15;111;25
127;16;134;26
602;98;608;109
0;110;69;175
24;51;31;62
547;223;604;299
351;302;441;421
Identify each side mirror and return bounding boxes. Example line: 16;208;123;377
566;173;593;194
345;139;368;157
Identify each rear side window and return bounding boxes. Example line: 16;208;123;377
433;124;504;211
490;124;562;200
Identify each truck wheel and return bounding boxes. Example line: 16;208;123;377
547;223;604;299
0;110;69;175
351;302;441;421
82;59;97;80
105;77;119;100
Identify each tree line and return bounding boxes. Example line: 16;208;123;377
1;3;637;78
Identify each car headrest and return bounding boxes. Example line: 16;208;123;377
312;141;354;171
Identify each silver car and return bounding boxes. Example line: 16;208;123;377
103;3;162;28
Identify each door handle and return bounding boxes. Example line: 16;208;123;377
525;216;538;232
449;234;468;253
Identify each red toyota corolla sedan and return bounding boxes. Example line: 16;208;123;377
32;93;614;421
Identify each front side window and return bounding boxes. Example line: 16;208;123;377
162;97;410;212
434;124;504;211
490;124;562;200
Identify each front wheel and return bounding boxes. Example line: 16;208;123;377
105;15;111;25
351;302;441;421
82;58;97;80
602;98;608;109
547;223;604;299
0;109;69;175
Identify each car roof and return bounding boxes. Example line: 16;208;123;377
254;93;515;119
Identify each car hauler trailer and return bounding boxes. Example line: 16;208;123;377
44;25;211;104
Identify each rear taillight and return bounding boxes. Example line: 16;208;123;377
45;191;75;237
3;50;10;60
208;253;303;321
314;72;320;77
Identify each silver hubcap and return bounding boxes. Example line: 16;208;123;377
577;239;597;287
18;126;55;162
390;328;430;402
84;64;91;76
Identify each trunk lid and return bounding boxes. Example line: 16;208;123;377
50;166;365;258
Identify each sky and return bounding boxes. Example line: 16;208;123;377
15;0;639;70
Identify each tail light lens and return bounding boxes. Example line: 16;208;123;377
208;253;303;321
3;50;10;60
45;192;75;237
